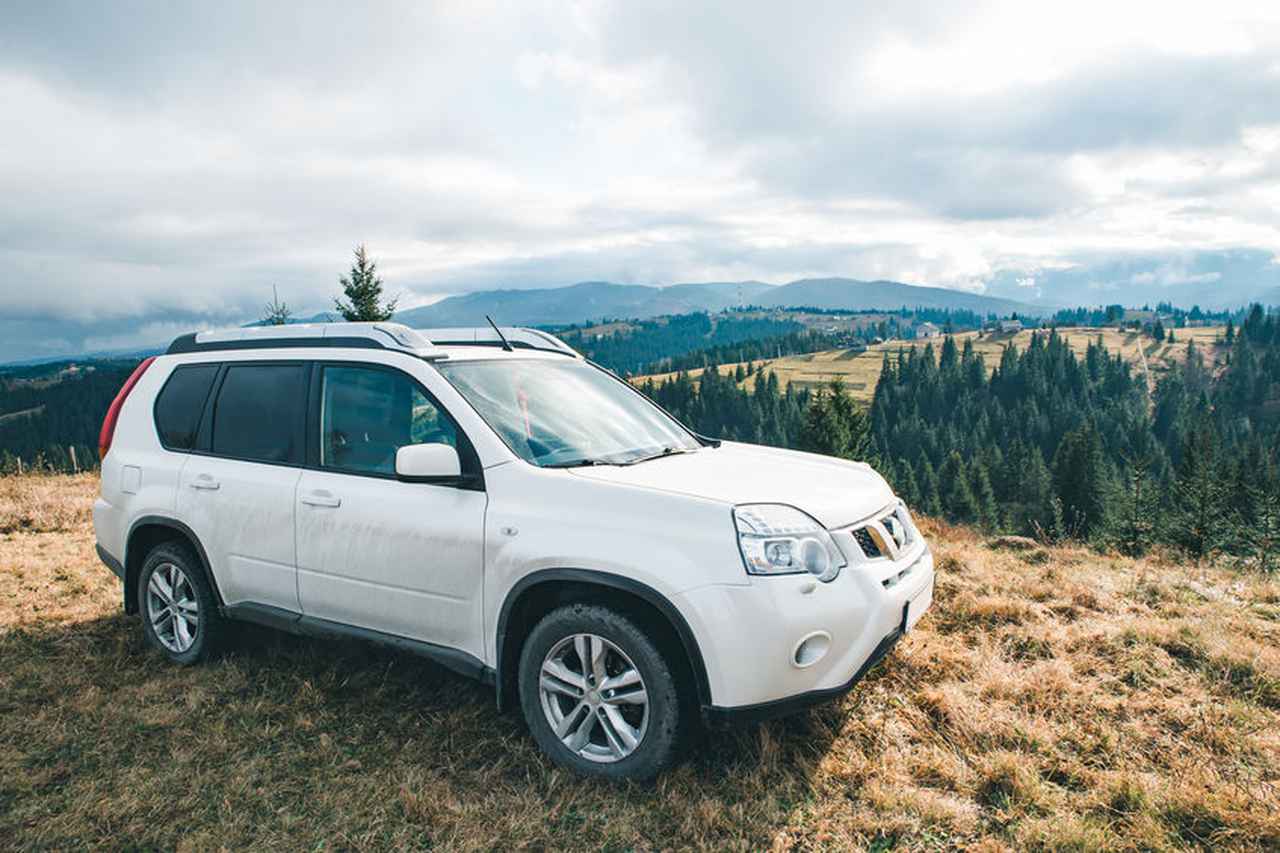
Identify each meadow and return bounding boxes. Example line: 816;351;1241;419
2;473;1278;850
638;326;1227;402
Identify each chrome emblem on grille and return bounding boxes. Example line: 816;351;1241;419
866;520;901;560
883;516;907;549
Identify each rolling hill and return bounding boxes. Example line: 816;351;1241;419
756;278;1041;316
636;325;1229;402
393;278;1040;328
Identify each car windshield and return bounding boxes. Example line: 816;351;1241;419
435;358;702;467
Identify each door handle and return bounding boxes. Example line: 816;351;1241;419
300;491;341;508
189;476;220;491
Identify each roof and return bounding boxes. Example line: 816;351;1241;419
166;323;580;360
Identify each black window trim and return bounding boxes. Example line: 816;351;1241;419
171;357;484;490
189;359;312;470
152;362;221;453
309;359;485;491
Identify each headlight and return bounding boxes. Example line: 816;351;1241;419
733;504;847;582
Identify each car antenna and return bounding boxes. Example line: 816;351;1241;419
486;315;515;352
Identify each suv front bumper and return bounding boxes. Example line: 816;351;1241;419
678;539;934;718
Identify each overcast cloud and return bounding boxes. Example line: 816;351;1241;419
2;0;1279;360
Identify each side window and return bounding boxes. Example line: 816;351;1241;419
320;365;457;476
154;363;219;450
210;364;307;464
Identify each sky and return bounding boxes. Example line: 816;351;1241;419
2;0;1280;360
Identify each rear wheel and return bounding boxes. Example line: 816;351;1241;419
518;603;686;781
136;541;223;664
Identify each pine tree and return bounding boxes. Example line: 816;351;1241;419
915;455;944;517
334;245;397;321
799;379;871;461
1164;414;1232;563
1052;423;1110;539
1238;480;1280;574
799;387;846;458
969;460;1000;529
893;458;920;507
939;451;979;524
1110;453;1156;556
261;285;292;326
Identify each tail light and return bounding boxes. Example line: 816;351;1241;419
99;356;156;460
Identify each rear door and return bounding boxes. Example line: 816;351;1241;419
176;361;308;611
295;362;487;658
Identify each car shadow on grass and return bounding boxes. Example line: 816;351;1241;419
2;611;863;848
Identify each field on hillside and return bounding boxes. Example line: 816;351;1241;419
3;474;1279;850
638;326;1226;402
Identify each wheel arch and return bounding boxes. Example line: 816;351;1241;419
124;516;223;614
494;568;712;713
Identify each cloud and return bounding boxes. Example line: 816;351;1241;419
1;0;1279;360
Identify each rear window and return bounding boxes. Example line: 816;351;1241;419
210;364;307;464
154;364;219;450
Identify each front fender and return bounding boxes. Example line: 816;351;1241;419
480;461;746;667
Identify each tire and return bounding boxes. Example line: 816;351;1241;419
136;540;224;665
518;603;686;781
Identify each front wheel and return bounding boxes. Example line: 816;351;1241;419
518;603;686;781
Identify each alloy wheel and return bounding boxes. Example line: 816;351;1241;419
146;562;199;653
538;633;649;763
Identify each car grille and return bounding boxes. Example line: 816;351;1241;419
853;527;882;558
850;506;915;560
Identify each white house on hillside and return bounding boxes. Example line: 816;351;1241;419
917;321;941;338
999;319;1024;333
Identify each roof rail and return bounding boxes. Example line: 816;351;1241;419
416;327;580;357
166;322;448;359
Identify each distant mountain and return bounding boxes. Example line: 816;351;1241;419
392;281;773;328
395;278;1038;329
755;278;1042;316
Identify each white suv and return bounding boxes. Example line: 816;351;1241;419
93;322;933;780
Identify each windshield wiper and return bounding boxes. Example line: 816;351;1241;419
622;446;696;466
543;458;613;469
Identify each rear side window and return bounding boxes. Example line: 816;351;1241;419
154;364;219;450
211;364;307;464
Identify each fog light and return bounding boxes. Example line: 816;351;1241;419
792;631;831;668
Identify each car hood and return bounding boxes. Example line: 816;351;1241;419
568;441;894;530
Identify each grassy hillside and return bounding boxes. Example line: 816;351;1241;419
638;326;1228;402
2;474;1278;849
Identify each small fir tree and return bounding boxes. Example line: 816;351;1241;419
939;451;980;524
1164;414;1232;563
1239;483;1280;574
1111;452;1157;557
799;379;871;462
1052;423;1110;539
334;244;397;321
261;285;292;326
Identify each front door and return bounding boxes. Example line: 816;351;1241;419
295;363;487;658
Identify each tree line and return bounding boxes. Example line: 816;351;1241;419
637;305;1280;571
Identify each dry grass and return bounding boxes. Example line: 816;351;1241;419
2;474;1279;850
637;326;1227;402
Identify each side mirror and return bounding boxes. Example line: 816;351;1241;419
395;443;461;482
